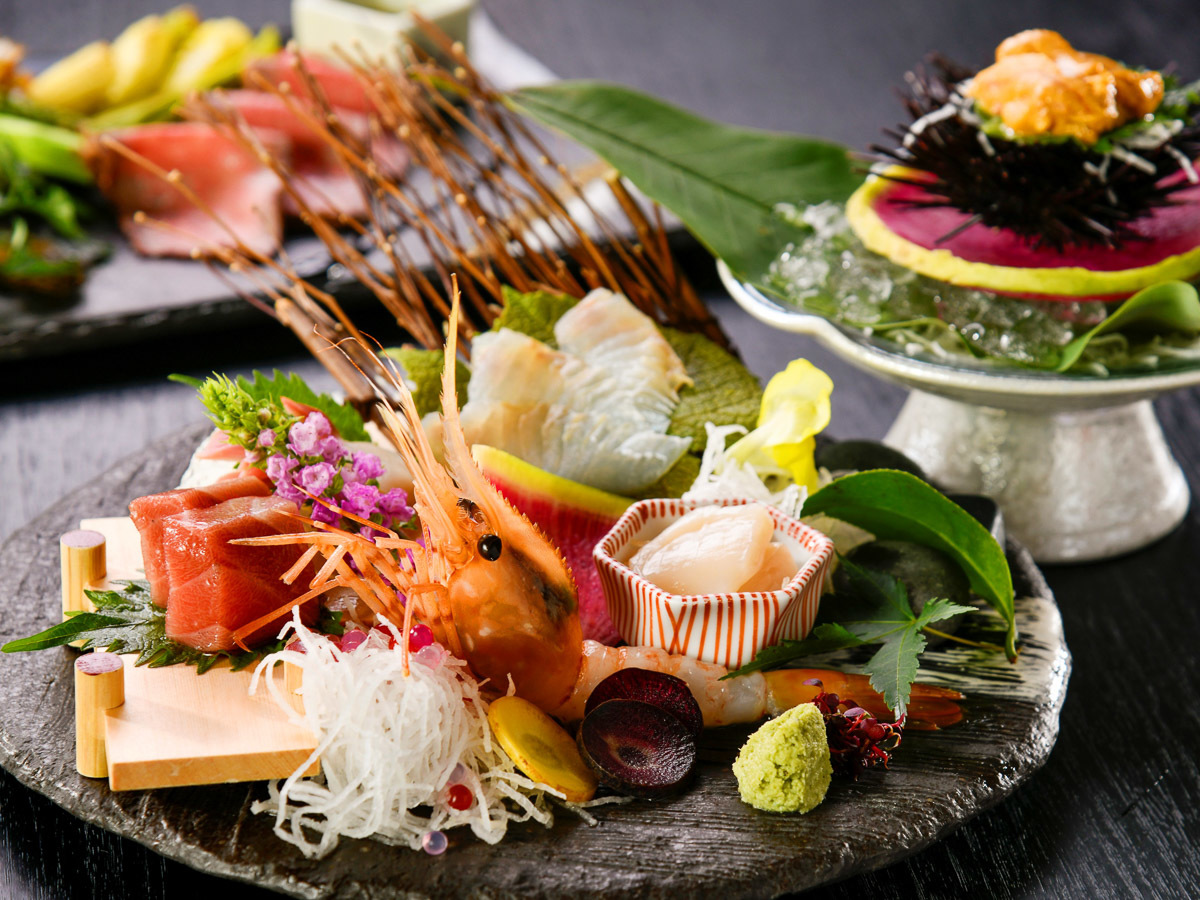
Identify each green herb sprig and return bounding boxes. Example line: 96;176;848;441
726;560;974;717
1;581;283;674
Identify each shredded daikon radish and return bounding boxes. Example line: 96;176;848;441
249;615;561;858
683;422;807;519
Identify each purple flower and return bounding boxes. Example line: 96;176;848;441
310;501;341;525
351;450;385;483
379;487;413;520
275;479;306;505
243;448;262;465
299;462;336;496
288;418;321;457
266;453;298;485
340;481;381;519
318;435;346;464
256;428;277;448
309;411;332;438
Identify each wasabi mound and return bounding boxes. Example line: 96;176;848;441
733;703;831;813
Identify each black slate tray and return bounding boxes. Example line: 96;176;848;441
0;422;1071;898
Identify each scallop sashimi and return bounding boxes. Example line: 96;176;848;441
629;504;794;595
128;475;272;605
460;289;693;495
159;495;317;652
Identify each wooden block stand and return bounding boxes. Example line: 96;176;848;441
66;518;320;791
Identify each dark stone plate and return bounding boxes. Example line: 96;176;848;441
0;423;1071;898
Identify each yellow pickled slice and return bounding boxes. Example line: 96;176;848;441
487;696;597;802
27;41;113;113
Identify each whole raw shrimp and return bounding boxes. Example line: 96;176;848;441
236;289;581;712
374;296;582;711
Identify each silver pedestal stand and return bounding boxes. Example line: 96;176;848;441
719;262;1196;563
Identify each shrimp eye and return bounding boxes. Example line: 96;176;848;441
477;534;502;561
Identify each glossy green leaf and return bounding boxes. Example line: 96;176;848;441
507;81;862;276
803;470;1017;659
1055;280;1200;372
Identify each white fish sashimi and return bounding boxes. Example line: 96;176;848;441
460;289;694;494
555;288;691;427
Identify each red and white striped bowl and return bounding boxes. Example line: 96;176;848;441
593;497;835;670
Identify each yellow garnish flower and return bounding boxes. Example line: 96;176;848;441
726;359;833;492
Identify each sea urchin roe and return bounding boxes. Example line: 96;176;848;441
733;703;832;813
964;29;1164;145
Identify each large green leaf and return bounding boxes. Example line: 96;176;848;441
803;470;1017;659
507;81;862;276
1055;280;1200;372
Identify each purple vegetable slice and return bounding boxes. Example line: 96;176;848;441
846;167;1200;302
584;668;704;739
577;699;697;797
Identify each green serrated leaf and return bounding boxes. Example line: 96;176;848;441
804;470;1017;660
3;580;288;674
383;347;470;417
493;286;579;346
862;624;927;717
629;452;701;500
507;81;862;278
238;370;369;442
722;622;864;678
659;326;762;452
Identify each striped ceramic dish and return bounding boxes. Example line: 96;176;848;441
593;497;835;670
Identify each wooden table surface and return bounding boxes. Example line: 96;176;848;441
3;1;1200;897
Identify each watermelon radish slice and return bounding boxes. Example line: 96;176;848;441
472;444;633;646
846;166;1200;301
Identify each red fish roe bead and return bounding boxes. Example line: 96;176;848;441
340;630;368;652
445;783;473;811
408;623;435;652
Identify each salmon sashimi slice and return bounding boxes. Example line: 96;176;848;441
188;89;408;219
160;495;317;652
87;121;287;258
129;476;272;605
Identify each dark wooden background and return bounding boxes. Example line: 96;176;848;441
2;1;1200;897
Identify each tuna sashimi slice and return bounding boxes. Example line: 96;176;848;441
129;476;272;606
87;122;286;259
160;495;317;652
188;89;408;220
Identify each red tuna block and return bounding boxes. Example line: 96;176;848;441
159;495;316;652
129;476;272;606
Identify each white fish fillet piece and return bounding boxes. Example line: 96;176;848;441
461;290;693;493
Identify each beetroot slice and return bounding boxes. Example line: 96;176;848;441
584;668;703;739
577;699;697;798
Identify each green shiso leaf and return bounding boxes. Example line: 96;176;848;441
506;81;862;277
1055;280;1200;372
238;370;369;442
630;452;701;501
384;348;471;417
660;326;762;452
803;470;1017;660
494;286;579;347
1;580;286;673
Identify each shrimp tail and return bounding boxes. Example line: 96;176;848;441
764;669;964;730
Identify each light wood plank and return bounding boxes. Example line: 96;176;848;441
75;516;319;791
